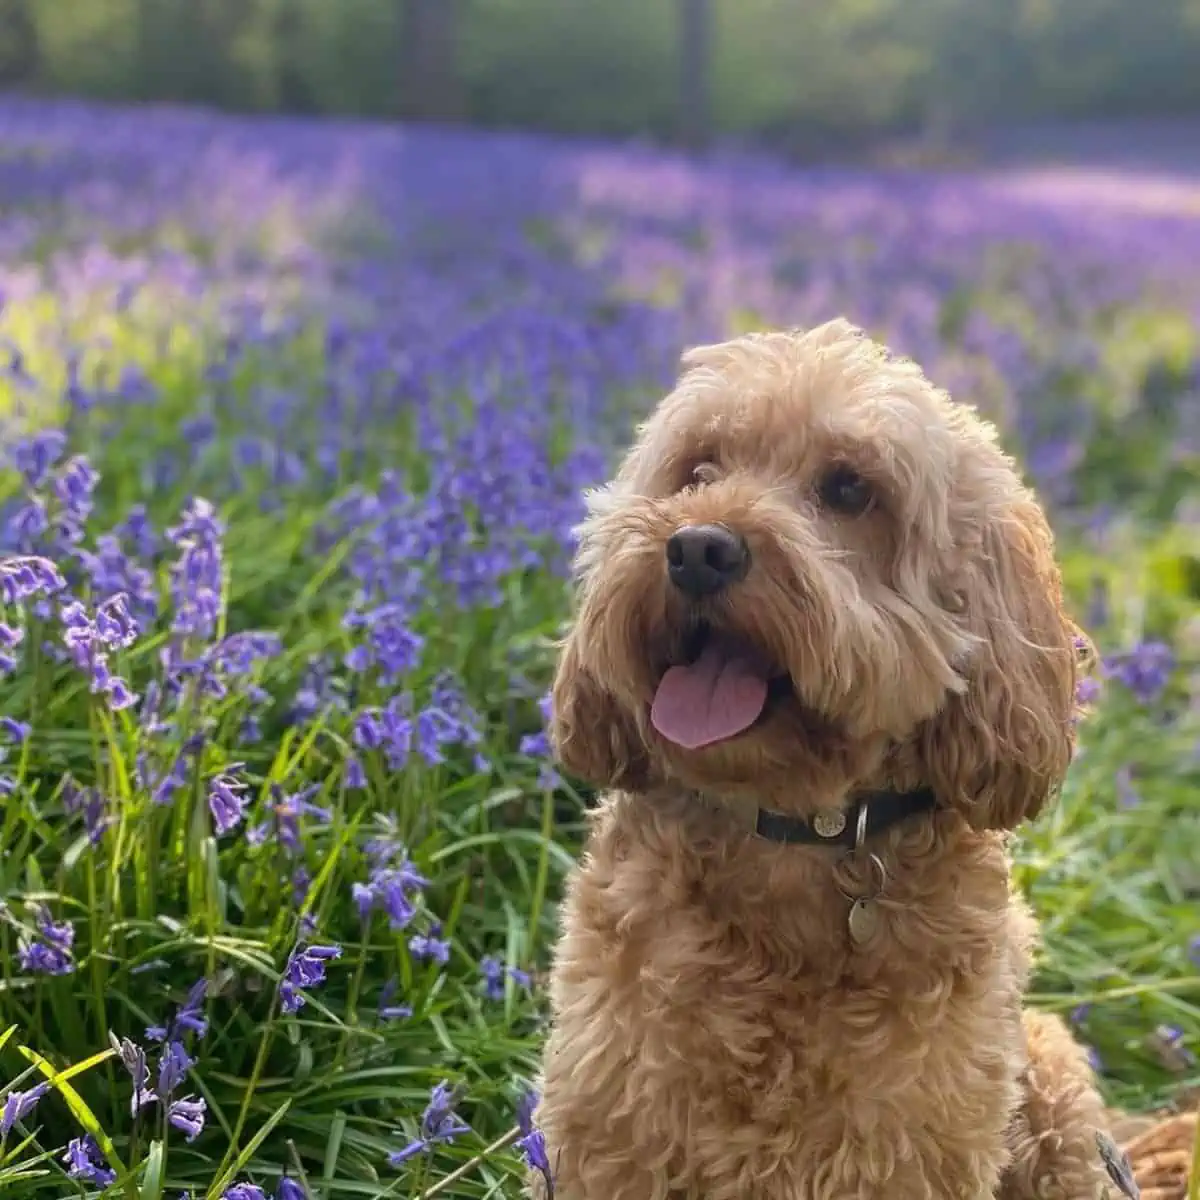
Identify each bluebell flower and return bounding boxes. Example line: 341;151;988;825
63;1135;116;1186
7;499;48;549
0;620;24;676
0;1083;48;1135
279;943;342;1014
63;778;108;844
223;1183;267;1200
151;746;196;807
387;1081;469;1167
0;717;29;743
516;1088;553;1194
1104;641;1174;705
378;979;412;1022
157;1041;194;1098
57;596;138;709
53;455;100;539
167;1096;207;1142
275;1178;306;1200
209;770;249;835
0;556;66;604
480;954;533;999
174;979;210;1037
94;594;138;649
409;930;451;965
261;783;331;852
18;907;75;975
353;841;429;930
344;754;366;789
13;429;66;489
167;497;225;642
109;1035;157;1115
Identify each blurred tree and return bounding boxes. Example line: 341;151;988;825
0;0;39;86
20;0;1200;147
274;0;315;112
678;0;713;151
400;0;463;120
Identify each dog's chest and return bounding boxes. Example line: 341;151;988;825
610;910;1021;1185
627;906;951;1112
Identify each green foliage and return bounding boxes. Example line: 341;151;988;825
17;0;1200;142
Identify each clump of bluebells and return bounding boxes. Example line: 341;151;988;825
0;96;1194;1200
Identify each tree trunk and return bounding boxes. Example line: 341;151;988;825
275;0;314;112
399;0;463;121
0;0;39;88
678;0;713;152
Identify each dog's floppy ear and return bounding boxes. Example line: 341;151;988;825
918;494;1091;830
549;617;653;793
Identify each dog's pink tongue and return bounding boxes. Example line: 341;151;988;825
651;640;769;749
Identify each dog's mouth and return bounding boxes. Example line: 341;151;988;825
650;621;792;750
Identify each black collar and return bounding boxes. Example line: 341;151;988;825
753;786;939;848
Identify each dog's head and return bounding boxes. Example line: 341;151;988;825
551;320;1091;829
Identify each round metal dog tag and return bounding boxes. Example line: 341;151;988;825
848;899;879;944
812;809;847;839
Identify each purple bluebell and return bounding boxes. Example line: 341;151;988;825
409;930;451;965
52;455;99;540
279;943;342;1014
1104;641;1175;705
208;770;249;835
387;1081;469;1167
18;907;75;975
94;593;138;649
109;1035;156;1115
353;696;413;769
480;955;531;999
1;1083;48;1135
157;1041;194;1098
13;429;66;489
62;779;108;844
57;596;138;709
261;783;331;853
275;1177;306;1200
151;746;196;807
516;1088;553;1194
223;1184;267;1200
167;497;225;642
343;754;366;789
63;1135;116;1186
378;979;412;1022
353;839;429;930
0;620;24;675
0;556;66;604
0;717;29;742
167;1096;207;1142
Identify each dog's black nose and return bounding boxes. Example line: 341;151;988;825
666;524;750;597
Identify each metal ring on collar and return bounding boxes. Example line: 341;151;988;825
838;851;888;903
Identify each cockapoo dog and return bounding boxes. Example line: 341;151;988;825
533;321;1120;1199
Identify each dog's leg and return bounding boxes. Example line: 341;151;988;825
998;1009;1114;1200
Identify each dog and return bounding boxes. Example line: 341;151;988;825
532;321;1119;1199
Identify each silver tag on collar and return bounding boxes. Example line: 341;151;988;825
812;809;848;839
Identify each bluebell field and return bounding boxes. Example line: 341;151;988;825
0;96;1195;1199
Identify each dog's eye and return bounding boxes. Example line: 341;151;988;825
817;464;875;516
690;461;721;487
